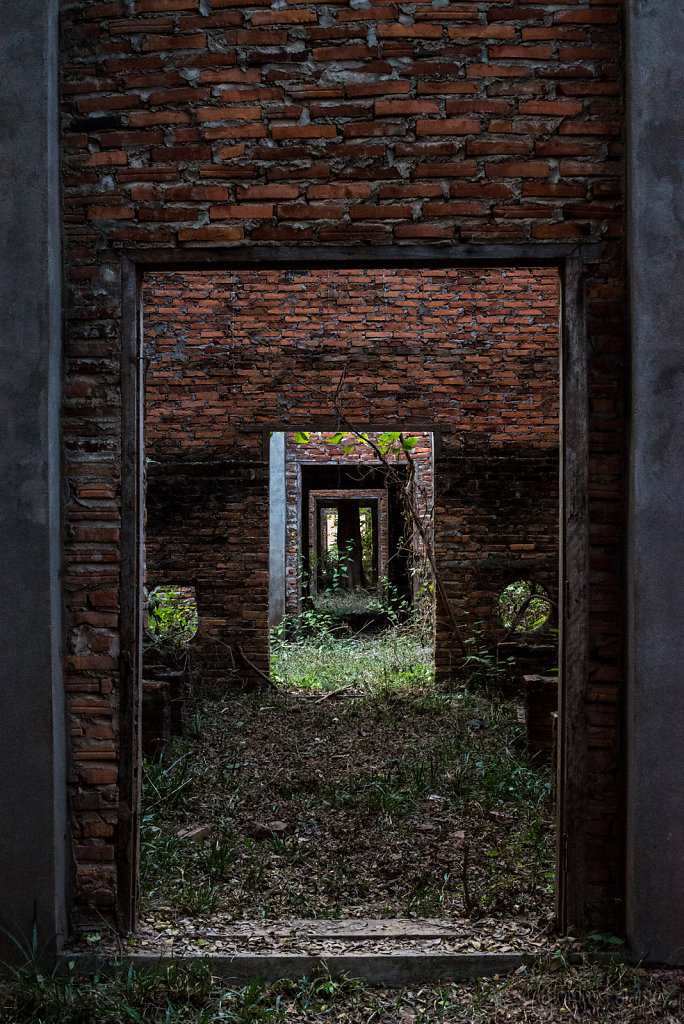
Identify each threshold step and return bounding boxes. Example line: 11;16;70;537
61;951;528;985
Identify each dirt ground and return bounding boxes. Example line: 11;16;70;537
138;674;555;951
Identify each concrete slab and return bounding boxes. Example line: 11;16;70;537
626;0;684;965
0;0;67;963
63;951;528;985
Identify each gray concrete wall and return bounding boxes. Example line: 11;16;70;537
0;0;68;962
626;0;684;965
269;433;287;627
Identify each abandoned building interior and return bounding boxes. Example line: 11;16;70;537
0;0;682;975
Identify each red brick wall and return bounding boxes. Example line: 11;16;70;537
143;267;559;678
60;0;626;930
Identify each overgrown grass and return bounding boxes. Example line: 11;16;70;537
1;956;681;1024
270;621;434;691
311;589;388;617
137;667;556;922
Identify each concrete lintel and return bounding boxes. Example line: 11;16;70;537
626;0;684;965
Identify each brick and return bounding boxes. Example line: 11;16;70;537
416;119;480;136
485;160;550;178
467;64;529;78
271;125;337;140
142;34;206;51
312;45;375;61
85;151;128;166
306;184;371;200
276;204;344;220
129;111;192;125
136;0;198;9
349;204;412;220
519;100;583;116
423;201;487;217
177;226;244;241
237;184;299;200
377;24;443;40
346;81;410;98
251;10;317;25
489;45;553;60
393;223;454;239
209;204;273;219
76;94;141;113
448;25;516;40
532;222;582;239
375;100;440;116
445;100;510;115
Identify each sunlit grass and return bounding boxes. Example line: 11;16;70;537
270;623;434;691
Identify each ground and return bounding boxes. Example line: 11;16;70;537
2;626;681;1023
1;958;681;1023
135;624;555;948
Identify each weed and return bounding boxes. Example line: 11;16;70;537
143;750;193;812
271;623;434;692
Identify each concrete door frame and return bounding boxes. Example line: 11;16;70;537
120;243;593;934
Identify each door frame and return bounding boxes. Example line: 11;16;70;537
119;243;594;933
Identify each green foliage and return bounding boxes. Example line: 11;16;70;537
459;628;516;692
498;580;551;633
270;623;433;691
0;953;216;1024
2;959;678;1024
146;587;198;647
323;429;420;459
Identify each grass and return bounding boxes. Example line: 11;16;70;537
1;956;681;1023
135;619;555;923
271;623;434;691
311;589;389;617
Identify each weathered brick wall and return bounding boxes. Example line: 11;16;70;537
145;461;269;680
60;0;625;929
283;430;433;614
143;268;559;678
435;445;559;662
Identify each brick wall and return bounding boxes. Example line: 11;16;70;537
60;0;625;930
143;267;559;680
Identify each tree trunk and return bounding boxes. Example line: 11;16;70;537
337;501;367;590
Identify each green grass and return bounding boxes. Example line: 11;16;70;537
311;589;388;617
1;957;680;1024
270;623;434;691
135;671;556;922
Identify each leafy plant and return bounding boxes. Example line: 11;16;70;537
498;580;552;633
146;586;198;647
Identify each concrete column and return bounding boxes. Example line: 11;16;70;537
626;0;684;964
0;0;67;962
269;433;287;627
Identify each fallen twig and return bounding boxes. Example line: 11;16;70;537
460;842;475;918
236;644;278;690
314;683;355;703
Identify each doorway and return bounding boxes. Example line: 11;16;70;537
120;248;589;942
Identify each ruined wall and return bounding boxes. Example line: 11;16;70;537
144;267;559;680
60;0;626;930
